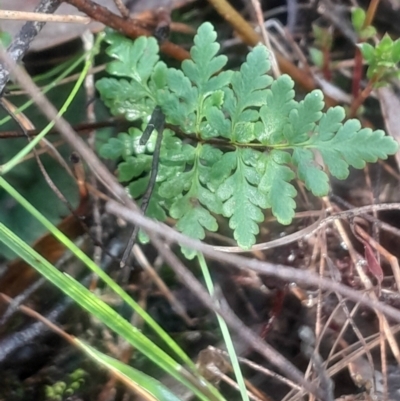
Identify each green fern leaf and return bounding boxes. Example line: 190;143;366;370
258;150;297;224
99;133;133;160
98;22;400;256
258;75;296;144
292;148;330;196
96;78;155;120
96;33;163;121
310;119;398;179
284;90;324;144
317;106;345;141
159;144;223;256
104;33;159;82
182;22;230;95
212;149;267;248
225;45;273;143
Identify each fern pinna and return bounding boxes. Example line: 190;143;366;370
97;23;398;258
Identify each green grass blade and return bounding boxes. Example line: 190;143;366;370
198;252;250;401
0;222;224;401
0;175;193;368
77;341;182;401
0;34;103;175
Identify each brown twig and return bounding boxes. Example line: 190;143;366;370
63;0;190;62
0;119;119;139
364;0;382;28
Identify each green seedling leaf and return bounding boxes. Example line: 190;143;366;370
359;25;376;40
309;47;324;68
352;7;366;33
312;24;333;50
358;43;375;63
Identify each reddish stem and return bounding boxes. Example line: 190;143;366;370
260;287;286;339
348;77;376;118
322;47;332;81
63;0;190;61
351;46;363;99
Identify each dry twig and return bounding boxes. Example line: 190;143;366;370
0;9;90;24
0;0;62;93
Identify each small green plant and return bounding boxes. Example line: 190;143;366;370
44;369;86;401
97;22;398;257
358;33;400;84
309;24;333;80
351;7;377;41
350;7;400;116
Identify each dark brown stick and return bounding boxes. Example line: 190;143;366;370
0;0;62;93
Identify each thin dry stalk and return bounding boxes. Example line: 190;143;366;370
379;315;389;400
326;198;400;364
132;244;194;326
355;224;400;290
113;0;130;18
220;351;302;391
105;199;400;325
249;0;280;77
82;30;102;289
0;9;90;23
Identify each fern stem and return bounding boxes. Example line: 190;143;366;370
197;252;251;401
